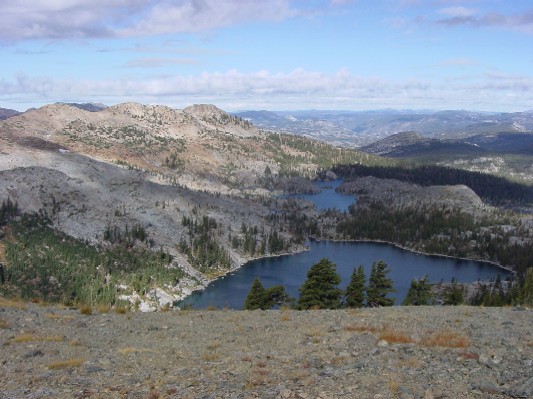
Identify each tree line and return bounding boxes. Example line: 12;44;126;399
330;163;533;206
245;258;397;310
244;257;533;310
334;201;533;279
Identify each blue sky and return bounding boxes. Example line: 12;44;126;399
1;0;532;112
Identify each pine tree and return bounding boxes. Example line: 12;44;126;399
366;260;395;307
443;277;464;305
522;267;533;305
244;277;266;310
402;275;434;306
298;258;342;310
345;265;366;308
264;285;293;309
244;278;292;310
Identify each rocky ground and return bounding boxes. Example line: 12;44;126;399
1;299;532;399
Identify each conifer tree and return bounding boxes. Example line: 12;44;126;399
522;267;533;305
298;258;342;310
443;277;464;305
345;265;366;308
244;277;266;310
244;278;292;310
402;275;434;306
366;260;395;307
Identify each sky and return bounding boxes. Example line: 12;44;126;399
0;0;532;112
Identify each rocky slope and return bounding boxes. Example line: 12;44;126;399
0;102;367;310
1;299;532;399
0;102;271;193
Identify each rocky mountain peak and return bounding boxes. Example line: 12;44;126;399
182;104;232;122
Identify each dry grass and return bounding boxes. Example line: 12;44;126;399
206;341;221;351
0;318;9;329
421;331;470;348
78;304;93;315
114;306;129;314
306;328;326;344
148;390;161;399
47;358;86;370
289;369;310;381
306;328;326;337
252;367;270;376
280;313;291;321
458;351;480;360
379;329;416;344
330;355;351;366
389;380;400;397
343;324;379;333
279;307;291;321
201;351;221;361
245;370;271;388
401;357;422;369
45;313;75;320
9;334;63;344
96;304;111;313
255;360;268;368
0;297;27;310
117;347;153;355
344;322;470;349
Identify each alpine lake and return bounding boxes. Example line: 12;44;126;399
178;180;510;309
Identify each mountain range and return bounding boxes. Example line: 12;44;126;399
234;109;533;147
0;107;21;120
0;102;370;309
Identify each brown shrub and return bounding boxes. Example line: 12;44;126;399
78;304;93;315
379;329;416;344
421;331;470;348
48;358;86;369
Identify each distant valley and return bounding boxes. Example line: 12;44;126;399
234;108;533;147
235;108;533;182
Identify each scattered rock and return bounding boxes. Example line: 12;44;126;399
0;304;530;399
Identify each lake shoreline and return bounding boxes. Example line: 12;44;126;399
179;237;510;309
311;236;515;277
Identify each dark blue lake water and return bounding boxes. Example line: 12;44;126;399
285;180;355;212
178;240;509;309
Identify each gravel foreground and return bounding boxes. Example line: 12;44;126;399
1;301;532;399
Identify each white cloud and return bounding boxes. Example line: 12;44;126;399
436;7;533;33
119;0;298;37
0;0;299;41
1;69;531;112
390;3;533;35
438;6;477;18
